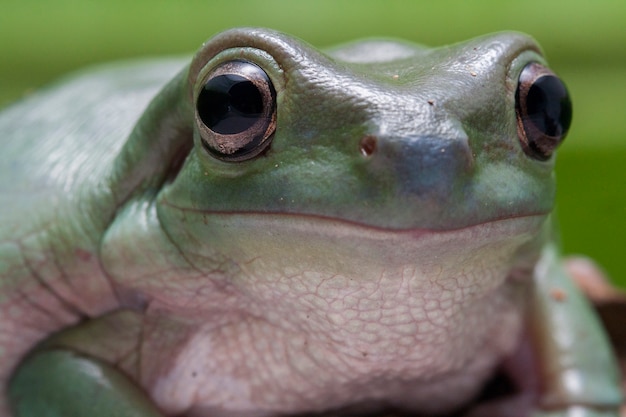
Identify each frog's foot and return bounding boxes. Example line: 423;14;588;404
9;349;165;417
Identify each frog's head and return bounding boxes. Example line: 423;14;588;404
101;28;573;415
104;27;572;296
106;26;572;317
106;25;569;307
159;27;570;231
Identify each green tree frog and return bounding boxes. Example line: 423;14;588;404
0;28;622;417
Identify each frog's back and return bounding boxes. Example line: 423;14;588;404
0;57;185;414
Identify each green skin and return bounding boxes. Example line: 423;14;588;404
0;28;622;416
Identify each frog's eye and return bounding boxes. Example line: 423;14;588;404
195;60;276;161
515;62;572;160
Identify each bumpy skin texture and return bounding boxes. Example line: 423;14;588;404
0;28;622;416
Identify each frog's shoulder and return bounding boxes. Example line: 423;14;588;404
0;57;186;236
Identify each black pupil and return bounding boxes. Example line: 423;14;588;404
526;75;572;137
197;74;264;135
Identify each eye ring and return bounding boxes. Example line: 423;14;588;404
515;62;572;160
195;60;277;161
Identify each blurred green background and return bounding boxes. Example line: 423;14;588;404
1;0;624;285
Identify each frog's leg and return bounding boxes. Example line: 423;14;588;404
529;244;623;416
565;256;626;416
8;310;166;417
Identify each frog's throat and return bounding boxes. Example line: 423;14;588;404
151;212;550;415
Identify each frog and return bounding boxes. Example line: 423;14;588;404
0;27;622;417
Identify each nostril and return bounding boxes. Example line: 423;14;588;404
359;135;378;157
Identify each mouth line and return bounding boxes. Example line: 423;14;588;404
160;198;549;235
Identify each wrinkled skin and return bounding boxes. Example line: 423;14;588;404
0;28;622;417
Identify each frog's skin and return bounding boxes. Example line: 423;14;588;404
0;28;622;417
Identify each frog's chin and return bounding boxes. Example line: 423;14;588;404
160;206;550;289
